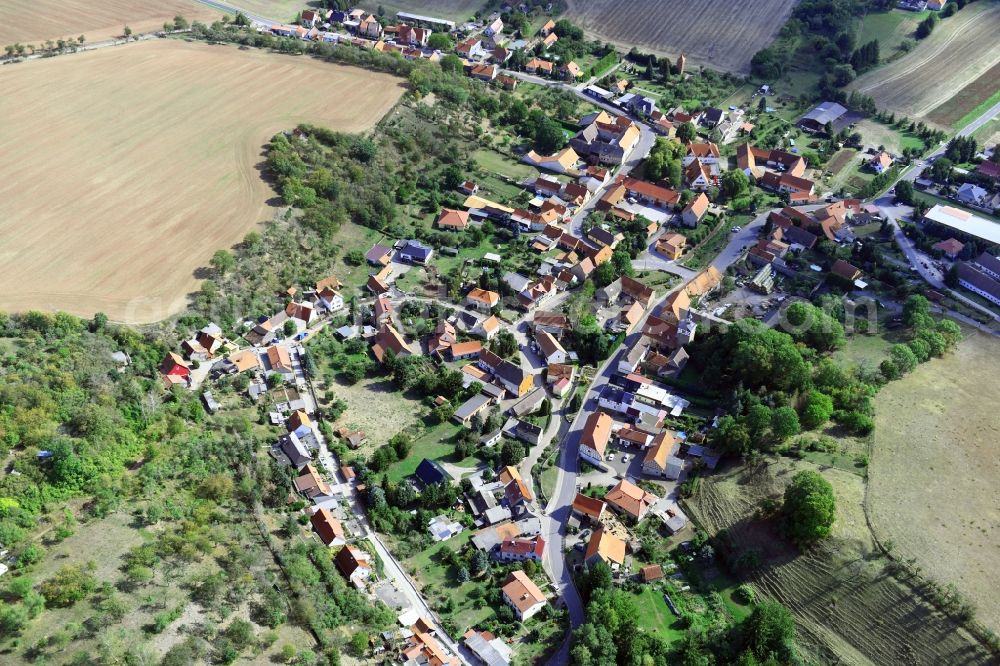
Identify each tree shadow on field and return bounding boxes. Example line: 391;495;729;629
193;266;214;280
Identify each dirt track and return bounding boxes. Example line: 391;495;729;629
0;39;403;323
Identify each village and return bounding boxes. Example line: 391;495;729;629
141;5;1000;666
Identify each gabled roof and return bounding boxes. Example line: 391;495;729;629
571;492;606;520
535;330;566;359
643;430;681;469
621;275;654;306
499;535;544;558
294;463;331;497
311;508;345;545
335;544;372;579
415;458;450;486
686;142;720;158
584;527;625;565
830;259;861;281
501;570;546;614
683;192;710;219
533;310;569;329
267;345;293;372
581;411;612;456
604;479;659;520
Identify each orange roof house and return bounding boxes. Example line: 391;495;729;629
310;508;346;546
501;570;547;621
436;208;470;231
584;527;626;568
579;411;613;465
656;232;687;260
604;479;659;522
571;492;607;522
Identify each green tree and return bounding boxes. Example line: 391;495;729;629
783;470;836;544
427;33;453;50
771;406;800;442
676;121;697;143
801;390;834;429
40;563;97;607
534;116;566;154
210;249;235;276
743;601;796;660
721;169;750;198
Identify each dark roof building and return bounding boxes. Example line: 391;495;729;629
414;458;451;486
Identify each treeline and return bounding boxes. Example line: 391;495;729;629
692;295;960;457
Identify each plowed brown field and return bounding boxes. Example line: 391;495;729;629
0;40;404;322
563;0;799;73
0;0;221;46
690;459;994;665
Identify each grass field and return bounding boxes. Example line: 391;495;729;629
690;458;995;664
0;0;221;46
0;39;403;323
854;118;925;153
853;8;924;61
869;331;1000;631
219;0;322;23
850;2;1000;126
563;0;798;73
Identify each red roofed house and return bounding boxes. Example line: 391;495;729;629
933;238;965;259
682;193;710;228
830;259;862;282
335;544;373;588
396;24;430;47
464;287;500;312
160;352;191;387
605;479;659;522
497;535;545;562
310;508;346;547
571;492;607;523
436;208;470;231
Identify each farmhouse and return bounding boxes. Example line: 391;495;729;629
642;430;683;477
399;239;434;264
956;261;1000;306
497;536;545;562
463;630;512;666
521;146;580;174
571;111;642;166
535;330;567;364
501;571;547;621
798;101;848;132
524;58;554;75
604;479;659;522
869;151;893;174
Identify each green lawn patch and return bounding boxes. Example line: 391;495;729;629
474;149;538;182
632;586;687;643
385;421;478;483
952;85;1000;131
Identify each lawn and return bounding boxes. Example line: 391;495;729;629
474;149;539;181
404;531;495;632
385;421;478;482
632;586;686;642
854;118;925;154
681;215;746;270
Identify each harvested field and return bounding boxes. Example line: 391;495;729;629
0;0;220;46
926;62;1000;127
850;2;1000;127
0;39;403;322
870;332;1000;631
563;0;799;73
690;458;994;665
